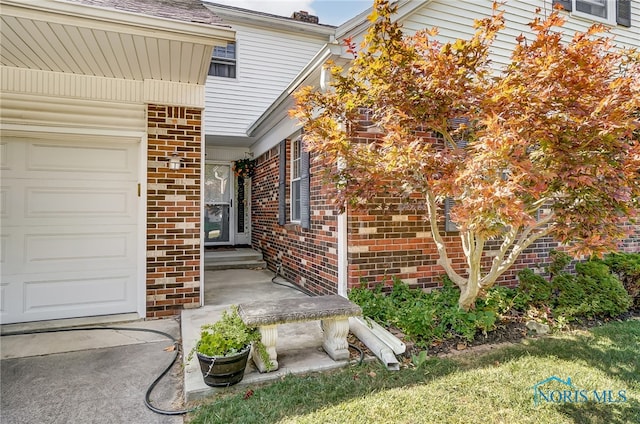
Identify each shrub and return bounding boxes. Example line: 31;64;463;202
600;252;640;308
517;252;632;321
478;286;525;314
552;261;631;320
348;283;395;326
349;277;499;347
517;268;553;307
578;261;631;316
349;252;634;349
547;250;573;277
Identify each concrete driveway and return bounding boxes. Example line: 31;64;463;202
1;318;184;424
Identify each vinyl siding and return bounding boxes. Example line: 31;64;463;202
204;21;329;137
400;0;639;71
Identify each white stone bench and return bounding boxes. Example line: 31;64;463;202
237;295;362;372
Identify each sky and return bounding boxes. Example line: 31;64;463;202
206;0;373;26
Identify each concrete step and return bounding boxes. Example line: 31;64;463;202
205;259;266;271
204;248;266;270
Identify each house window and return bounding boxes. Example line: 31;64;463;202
553;0;631;27
290;138;301;222
444;118;469;232
209;42;236;78
574;0;613;22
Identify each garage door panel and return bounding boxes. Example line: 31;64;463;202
0;187;8;219
27;142;136;178
0;141;8;169
2;138;138;181
24;227;136;273
0;232;15;274
1;271;136;323
24;273;132;311
26;184;135;222
0;282;7;314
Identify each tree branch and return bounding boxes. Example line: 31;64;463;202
480;214;555;287
525;198;551;214
438;125;459;150
426;191;466;287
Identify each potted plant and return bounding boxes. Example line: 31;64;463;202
188;305;273;387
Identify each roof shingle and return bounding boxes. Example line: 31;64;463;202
66;0;226;26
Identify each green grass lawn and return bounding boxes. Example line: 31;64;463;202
187;319;640;424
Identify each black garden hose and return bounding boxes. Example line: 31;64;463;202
1;326;193;416
2;321;364;418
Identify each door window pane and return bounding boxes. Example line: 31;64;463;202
204;164;231;244
205;164;230;203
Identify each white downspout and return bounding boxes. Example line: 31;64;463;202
336;150;348;297
323;64;349;299
337;210;348;297
349;317;400;371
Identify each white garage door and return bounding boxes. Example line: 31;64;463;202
1;136;139;324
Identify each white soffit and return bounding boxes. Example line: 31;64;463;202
0;0;235;85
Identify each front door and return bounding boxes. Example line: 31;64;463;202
204;163;233;245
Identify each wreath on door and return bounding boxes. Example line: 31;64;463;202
232;158;256;178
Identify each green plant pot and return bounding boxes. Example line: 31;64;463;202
196;344;250;387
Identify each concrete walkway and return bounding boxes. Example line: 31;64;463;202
0;266;357;421
1;318;184;424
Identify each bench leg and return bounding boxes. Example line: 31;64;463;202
253;325;278;373
321;318;350;361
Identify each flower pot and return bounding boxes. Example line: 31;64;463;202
196;344;251;387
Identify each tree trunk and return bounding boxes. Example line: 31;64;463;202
458;280;480;311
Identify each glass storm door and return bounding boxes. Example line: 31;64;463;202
204;163;233;245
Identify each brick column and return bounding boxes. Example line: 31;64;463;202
146;104;201;318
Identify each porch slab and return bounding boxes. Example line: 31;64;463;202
182;307;349;401
182;269;352;402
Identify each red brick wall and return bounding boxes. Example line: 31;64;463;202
347;202;561;292
620;223;640;253
251;115;638;297
349;202;639;293
251;142;339;295
146;104;201;318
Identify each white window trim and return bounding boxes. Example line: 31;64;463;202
290;137;301;223
571;0;617;25
209;41;237;79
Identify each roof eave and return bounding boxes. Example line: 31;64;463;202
335;0;426;40
2;0;235;44
204;2;336;37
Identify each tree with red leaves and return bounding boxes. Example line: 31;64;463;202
292;0;640;310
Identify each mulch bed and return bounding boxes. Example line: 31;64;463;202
349;309;640;363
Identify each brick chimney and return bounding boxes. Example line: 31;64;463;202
292;10;319;24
